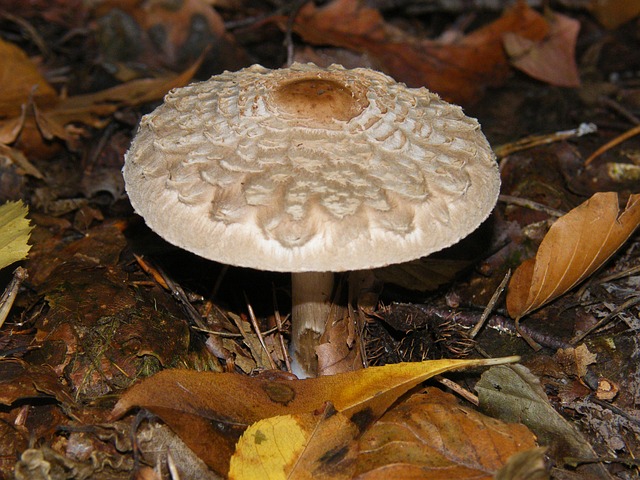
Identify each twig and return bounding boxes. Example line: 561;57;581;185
167;449;181;480
589;395;640;427
571;295;640;344
585;124;640;166
412;304;572;350
134;255;233;362
0;267;28;329
434;375;478;406
596;264;640;284
493;123;597;158
0;12;51;57
244;293;277;370
498;194;566;217
564;456;640;468
599;95;640;126
193;325;279;337
469;270;510;339
272;284;291;372
515;317;542;351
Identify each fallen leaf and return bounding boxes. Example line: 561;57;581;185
0;359;74;406
289;0;550;104
494;447;549;480
555;344;597;379
0;143;44;178
316;312;362;376
25;222;190;397
0;420;28;480
39;54;204;142
504;12;581;87
589;0;640;29
0;38;57;115
0;200;32;270
229;403;357;480
0;38;203;151
92;0;247;74
506;192;640;319
111;356;519;476
355;388;538;480
476;365;611;478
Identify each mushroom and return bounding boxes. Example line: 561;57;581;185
122;63;500;377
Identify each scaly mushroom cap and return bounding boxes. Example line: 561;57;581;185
123;63;500;272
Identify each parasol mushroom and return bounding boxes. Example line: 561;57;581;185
122;63;500;377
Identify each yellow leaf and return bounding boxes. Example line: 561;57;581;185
0;201;32;270
507;192;640;319
229;404;357;480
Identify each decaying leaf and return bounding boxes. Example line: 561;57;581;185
229;403;357;480
290;0;550;104
476;365;611;478
91;0;247;75
0;200;32;270
555;344;597;380
355;388;538;480
589;0;640;29
506;192;640;319
494;447;549;480
504;12;581;87
0;38;57;116
25;222;190;397
0;37;202;150
37;56;204;143
0;359;74;407
316;311;361;376
111;356;519;476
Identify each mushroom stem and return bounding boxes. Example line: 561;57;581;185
290;271;335;378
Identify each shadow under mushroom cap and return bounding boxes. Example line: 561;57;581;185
123;63;500;272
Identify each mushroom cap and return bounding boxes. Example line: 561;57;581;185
123;63;500;272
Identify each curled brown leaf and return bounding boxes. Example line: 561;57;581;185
507;192;640;319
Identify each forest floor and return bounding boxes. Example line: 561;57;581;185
1;1;640;479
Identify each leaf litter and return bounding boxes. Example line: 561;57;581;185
1;1;640;479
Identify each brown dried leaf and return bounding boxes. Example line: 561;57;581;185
290;0;549;104
504;12;581;87
354;389;538;480
0;38;57;116
555;344;597;379
92;0;247;74
589;0;640;29
316;312;362;376
0;359;74;406
507;192;640;319
43;55;204;140
111;356;518;476
0;37;202;147
0;419;28;479
0;143;44;178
